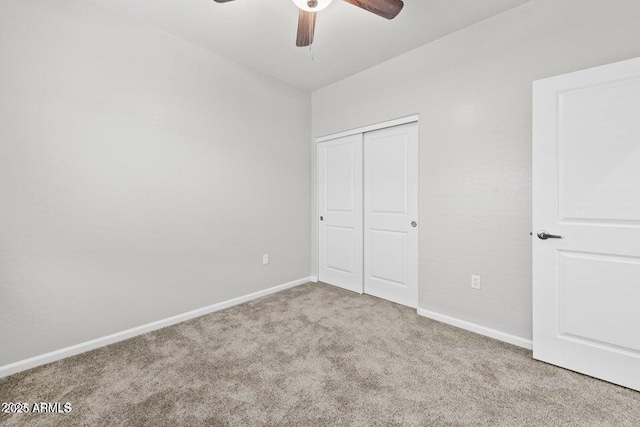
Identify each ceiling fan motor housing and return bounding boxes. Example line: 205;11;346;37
291;0;333;12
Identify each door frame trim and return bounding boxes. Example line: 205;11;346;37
316;114;419;143
315;114;419;298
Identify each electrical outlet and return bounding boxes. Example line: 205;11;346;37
263;254;269;265
471;275;481;290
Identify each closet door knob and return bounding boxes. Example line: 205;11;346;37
411;221;417;228
320;216;324;221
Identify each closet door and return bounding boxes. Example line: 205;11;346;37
364;123;419;307
318;134;363;293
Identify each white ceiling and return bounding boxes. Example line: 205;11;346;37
89;0;530;90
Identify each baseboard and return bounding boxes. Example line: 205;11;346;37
417;308;533;350
0;276;315;379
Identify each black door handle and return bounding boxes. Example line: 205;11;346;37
320;216;324;221
537;230;562;240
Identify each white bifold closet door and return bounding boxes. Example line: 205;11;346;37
364;123;419;308
318;121;418;308
318;134;364;293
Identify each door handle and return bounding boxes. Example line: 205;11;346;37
537;230;562;240
320;216;324;221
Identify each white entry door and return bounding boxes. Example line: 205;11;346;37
364;123;419;308
318;134;363;293
533;57;640;391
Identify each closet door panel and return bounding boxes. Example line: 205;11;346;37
364;122;418;308
318;134;363;293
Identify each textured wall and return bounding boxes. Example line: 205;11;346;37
0;0;311;366
311;0;640;340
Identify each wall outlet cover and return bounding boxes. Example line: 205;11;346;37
471;275;481;289
263;254;269;265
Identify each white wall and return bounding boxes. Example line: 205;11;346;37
0;0;311;366
312;0;640;340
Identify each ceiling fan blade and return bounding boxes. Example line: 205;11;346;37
213;0;235;3
296;10;317;47
343;0;404;20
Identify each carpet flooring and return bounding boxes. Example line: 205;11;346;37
1;282;639;426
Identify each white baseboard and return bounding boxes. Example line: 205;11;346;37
417;308;533;350
0;276;315;379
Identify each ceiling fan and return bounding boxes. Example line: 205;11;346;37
213;0;404;47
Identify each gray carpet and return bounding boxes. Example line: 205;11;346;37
1;282;638;426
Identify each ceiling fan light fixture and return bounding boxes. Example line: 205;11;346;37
214;0;404;47
291;0;333;12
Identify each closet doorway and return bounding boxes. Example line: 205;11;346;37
317;118;419;308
